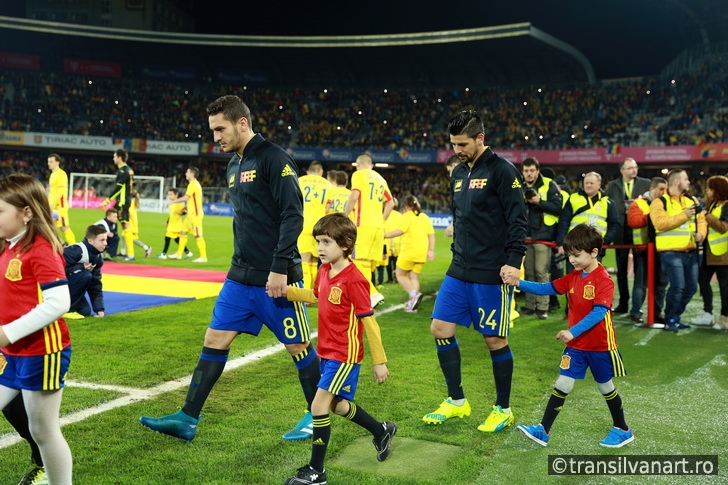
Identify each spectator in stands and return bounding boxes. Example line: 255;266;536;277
627;177;669;324
520;157;563;320
650;169;707;332
605;158;650;315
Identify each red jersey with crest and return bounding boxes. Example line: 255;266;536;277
552;263;617;352
313;261;374;364
0;235;70;356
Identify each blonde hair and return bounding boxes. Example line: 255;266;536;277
0;174;64;254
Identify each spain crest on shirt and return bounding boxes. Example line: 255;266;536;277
328;286;342;305
583;284;595;300
5;258;22;282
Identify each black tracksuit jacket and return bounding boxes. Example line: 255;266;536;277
448;147;527;285
225;134;304;286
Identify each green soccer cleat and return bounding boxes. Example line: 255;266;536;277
139;410;199;442
422;397;471;424
477;404;514;432
18;463;47;485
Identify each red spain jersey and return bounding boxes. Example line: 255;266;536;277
313;262;374;364
0;235;70;356
552;263;617;352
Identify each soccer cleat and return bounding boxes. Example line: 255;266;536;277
185;251;195;258
63;312;85;320
284;464;327;485
120;255;136;261
536;311;549;320
139;410;199;442
18;463;47;485
599;426;634;448
517;423;550;446
167;253;182;260
371;292;385;308
477;405;514;432
422;397;471;424
404;306;418;313
282;411;314;440
156;253;167;259
372;422;397;462
145;246;153;258
192;258;208;263
676;322;691;329
411;292;424;311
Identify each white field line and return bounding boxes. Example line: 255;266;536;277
0;299;409;449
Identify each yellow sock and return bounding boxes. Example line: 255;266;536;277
63;228;76;245
196;238;207;259
123;229;135;258
176;236;188;257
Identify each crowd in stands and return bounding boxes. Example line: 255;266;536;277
2;57;727;151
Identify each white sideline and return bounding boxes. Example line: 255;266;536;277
0;299;409;449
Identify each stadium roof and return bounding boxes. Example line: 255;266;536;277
0;16;593;89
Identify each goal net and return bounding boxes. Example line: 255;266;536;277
69;173;171;213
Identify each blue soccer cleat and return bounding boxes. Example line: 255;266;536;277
282;411;314;440
139;410;199;442
599;426;634;448
517;423;550;446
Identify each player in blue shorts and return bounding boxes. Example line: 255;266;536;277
512;223;634;448
139;95;320;443
423;109;527;432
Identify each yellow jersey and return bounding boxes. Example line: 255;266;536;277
299;174;330;227
327;185;351;214
48;168;69;210
185;180;204;217
168;201;185;233
350;168;392;228
397;211;435;262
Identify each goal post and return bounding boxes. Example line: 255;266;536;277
69;173;170;213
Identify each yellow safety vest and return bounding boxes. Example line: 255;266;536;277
569;192;609;236
707;202;728;256
535;176;560;226
632;197;650;245
654;194;697;251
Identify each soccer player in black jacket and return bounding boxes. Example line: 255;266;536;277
140;95;320;443
423;109;527;433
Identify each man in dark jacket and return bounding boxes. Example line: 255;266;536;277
423;109;527;434
521;157;563;319
63;225;107;318
605;158;651;313
140;94;320;445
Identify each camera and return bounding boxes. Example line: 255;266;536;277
523;188;537;199
692;202;705;213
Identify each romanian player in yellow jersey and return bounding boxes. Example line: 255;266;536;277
281;213;395;485
384;195;435;313
344;153;394;308
47;153;76;244
127;191;153;259
157;188;191;259
297;161;330;289
169;167;207;263
325;170;351;215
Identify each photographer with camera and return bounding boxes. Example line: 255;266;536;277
520;158;564;319
649;169;707;332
